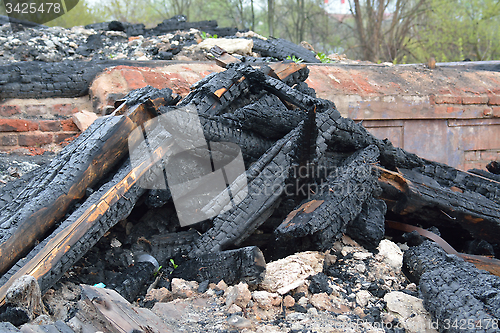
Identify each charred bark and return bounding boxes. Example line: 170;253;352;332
172;246;266;286
379;167;500;244
274;145;381;248
404;241;500;333
346;196;386;250
221;94;306;140
250;38;320;63
237;64;334;112
188;124;303;257
0;116;135;277
0;160;146;300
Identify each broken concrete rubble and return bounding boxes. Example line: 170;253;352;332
0;56;500;332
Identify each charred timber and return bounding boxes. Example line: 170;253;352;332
173;246;266;286
404;241;500;333
0;116;135;277
379;167;500;244
188;124;303;257
274;145;381;250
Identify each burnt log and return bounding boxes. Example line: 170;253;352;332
345;197;386;250
250;37;320;63
487;161;500;174
238;64;335;112
274;145;381;250
0;115;136;277
404;241;500;333
415;162;500;206
0;160;146;305
0;111;177;305
387;220;500;276
0;60;133;99
172;246;266;286
220;94;307;140
379;167;500;244
188;124;303;257
469;168;500;183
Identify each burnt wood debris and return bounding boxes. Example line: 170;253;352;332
1;49;500;330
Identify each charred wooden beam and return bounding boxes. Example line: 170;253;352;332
237;64;334;112
345;197;386;250
178;66;249;116
416;163;500;206
220;94;307;140
378;167;500;244
403;241;500;332
173;246;266;286
0;115;136;277
188;124;304;257
274;145;381;249
0;116;177;305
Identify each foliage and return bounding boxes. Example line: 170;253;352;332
201;31;218;39
316;52;331;63
412;0;500;62
286;55;304;63
45;0;108;28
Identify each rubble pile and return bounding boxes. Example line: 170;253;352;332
0;14;329;65
0;49;499;333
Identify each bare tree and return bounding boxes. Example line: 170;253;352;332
268;0;274;36
347;0;428;62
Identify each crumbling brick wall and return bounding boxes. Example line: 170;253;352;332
0;98;90;152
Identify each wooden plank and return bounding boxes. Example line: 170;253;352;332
0;115;136;277
81;285;174;333
378;166;500;243
0;122;174;306
0;130;172;305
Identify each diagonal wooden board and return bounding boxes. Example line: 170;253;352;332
0;129;173;306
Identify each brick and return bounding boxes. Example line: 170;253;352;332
429;94;462;104
71;111;97;131
463;162;487;171
24;104;48;117
0;134;18;146
0;119;38;132
492;107;500;117
54;132;78;143
18;133;53;146
142;71;170;89
38;120;62;132
462;95;489;105
481;150;500;161
121;69;146;90
53;104;79;116
433;105;463;114
61;119;79;132
0;105;21;117
464;150;480;161
488;95;500;105
483;107;494;117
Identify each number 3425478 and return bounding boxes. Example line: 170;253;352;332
5;2;62;14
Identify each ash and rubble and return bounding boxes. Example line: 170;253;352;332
0;14;352;65
42;235;424;333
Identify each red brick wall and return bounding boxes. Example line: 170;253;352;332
0;97;92;153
